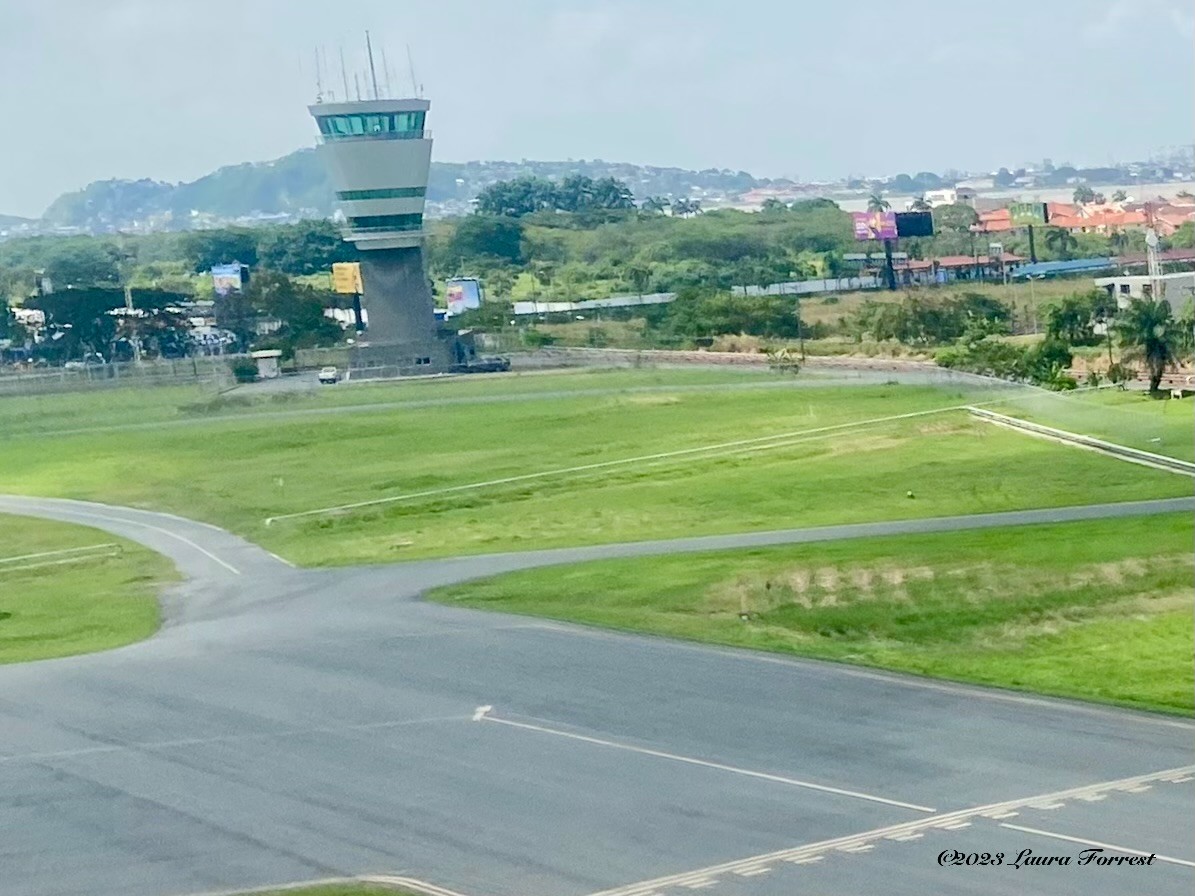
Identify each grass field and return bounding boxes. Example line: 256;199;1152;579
989;387;1195;462
430;513;1195;714
0;367;790;439
0;371;1186;565
0;514;174;663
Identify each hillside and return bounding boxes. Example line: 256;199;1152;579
36;151;781;233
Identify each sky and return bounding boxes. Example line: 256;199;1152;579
0;0;1192;217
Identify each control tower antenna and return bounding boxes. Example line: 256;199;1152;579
339;47;350;100
365;30;380;100
406;45;419;97
354;72;362;102
314;48;324;102
381;47;394;97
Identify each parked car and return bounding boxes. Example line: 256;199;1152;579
318;366;339;384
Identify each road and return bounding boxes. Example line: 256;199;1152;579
0;494;1192;896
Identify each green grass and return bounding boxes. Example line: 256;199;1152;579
0;373;1186;566
990;387;1194;461
430;514;1194;714
0;367;787;439
0;514;175;663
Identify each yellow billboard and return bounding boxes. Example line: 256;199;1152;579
331;262;364;295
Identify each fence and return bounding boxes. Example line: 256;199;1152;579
0;357;234;396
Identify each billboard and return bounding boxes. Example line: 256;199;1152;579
895;211;934;238
852;210;898;241
445;278;482;314
331;262;364;295
211;264;243;296
1009;202;1048;226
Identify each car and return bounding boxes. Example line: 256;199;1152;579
318;366;339;384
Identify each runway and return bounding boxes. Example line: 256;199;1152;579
1;494;1191;896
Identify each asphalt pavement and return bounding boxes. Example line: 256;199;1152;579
0;494;1192;896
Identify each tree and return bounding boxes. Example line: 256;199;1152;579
182;228;259;273
45;240;122;287
1072;184;1096;204
1043;226;1079;260
256;220;356;275
1111;189;1127;203
867;193;890;213
1114;298;1182;392
761;198;787;214
448;215;524;264
1046;291;1102;346
909;196;932;212
27;287;125;358
640;196;669;214
932;203;979;235
626;265;651;299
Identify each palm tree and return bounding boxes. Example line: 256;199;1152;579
640;196;668;214
1114;298;1181;392
1043;226;1079;260
909;195;932;212
1111;190;1127;203
867;193;890;213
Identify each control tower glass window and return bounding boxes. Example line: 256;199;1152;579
317;111;427;140
347;213;424;232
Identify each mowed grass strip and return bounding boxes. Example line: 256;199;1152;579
0;380;1186;565
989;388;1195;462
0;514;175;663
0;367;792;439
430;513;1195;714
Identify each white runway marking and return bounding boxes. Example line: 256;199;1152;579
480;710;937;813
585;764;1195;896
361;875;475;896
51;508;242;575
1000;823;1195;869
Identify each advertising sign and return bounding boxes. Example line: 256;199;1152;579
331;262;364;295
1008;202;1048;226
445;278;482;314
895;211;934;238
211;264;243;296
852;210;898;241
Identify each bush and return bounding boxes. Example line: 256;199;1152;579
230;359;258;383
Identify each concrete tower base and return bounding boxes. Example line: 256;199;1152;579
350;246;452;377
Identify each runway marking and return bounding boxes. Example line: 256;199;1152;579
21;507;243;575
999;823;1195;869
263;405;968;524
584;764;1195;896
361;875;475;896
478;710;937;813
0;713;469;764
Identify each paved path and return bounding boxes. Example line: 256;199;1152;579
0;495;1192;896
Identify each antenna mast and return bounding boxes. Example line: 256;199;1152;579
365;31;380;99
354;73;362;102
381;47;394;97
314;48;324;102
406;45;419;96
339;47;350;100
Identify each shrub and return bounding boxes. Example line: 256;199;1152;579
230;359;258;383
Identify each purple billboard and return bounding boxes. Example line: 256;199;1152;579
852;210;898;241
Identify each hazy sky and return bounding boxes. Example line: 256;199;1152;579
1;0;1192;217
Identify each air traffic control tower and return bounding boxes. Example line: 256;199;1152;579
309;93;451;375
